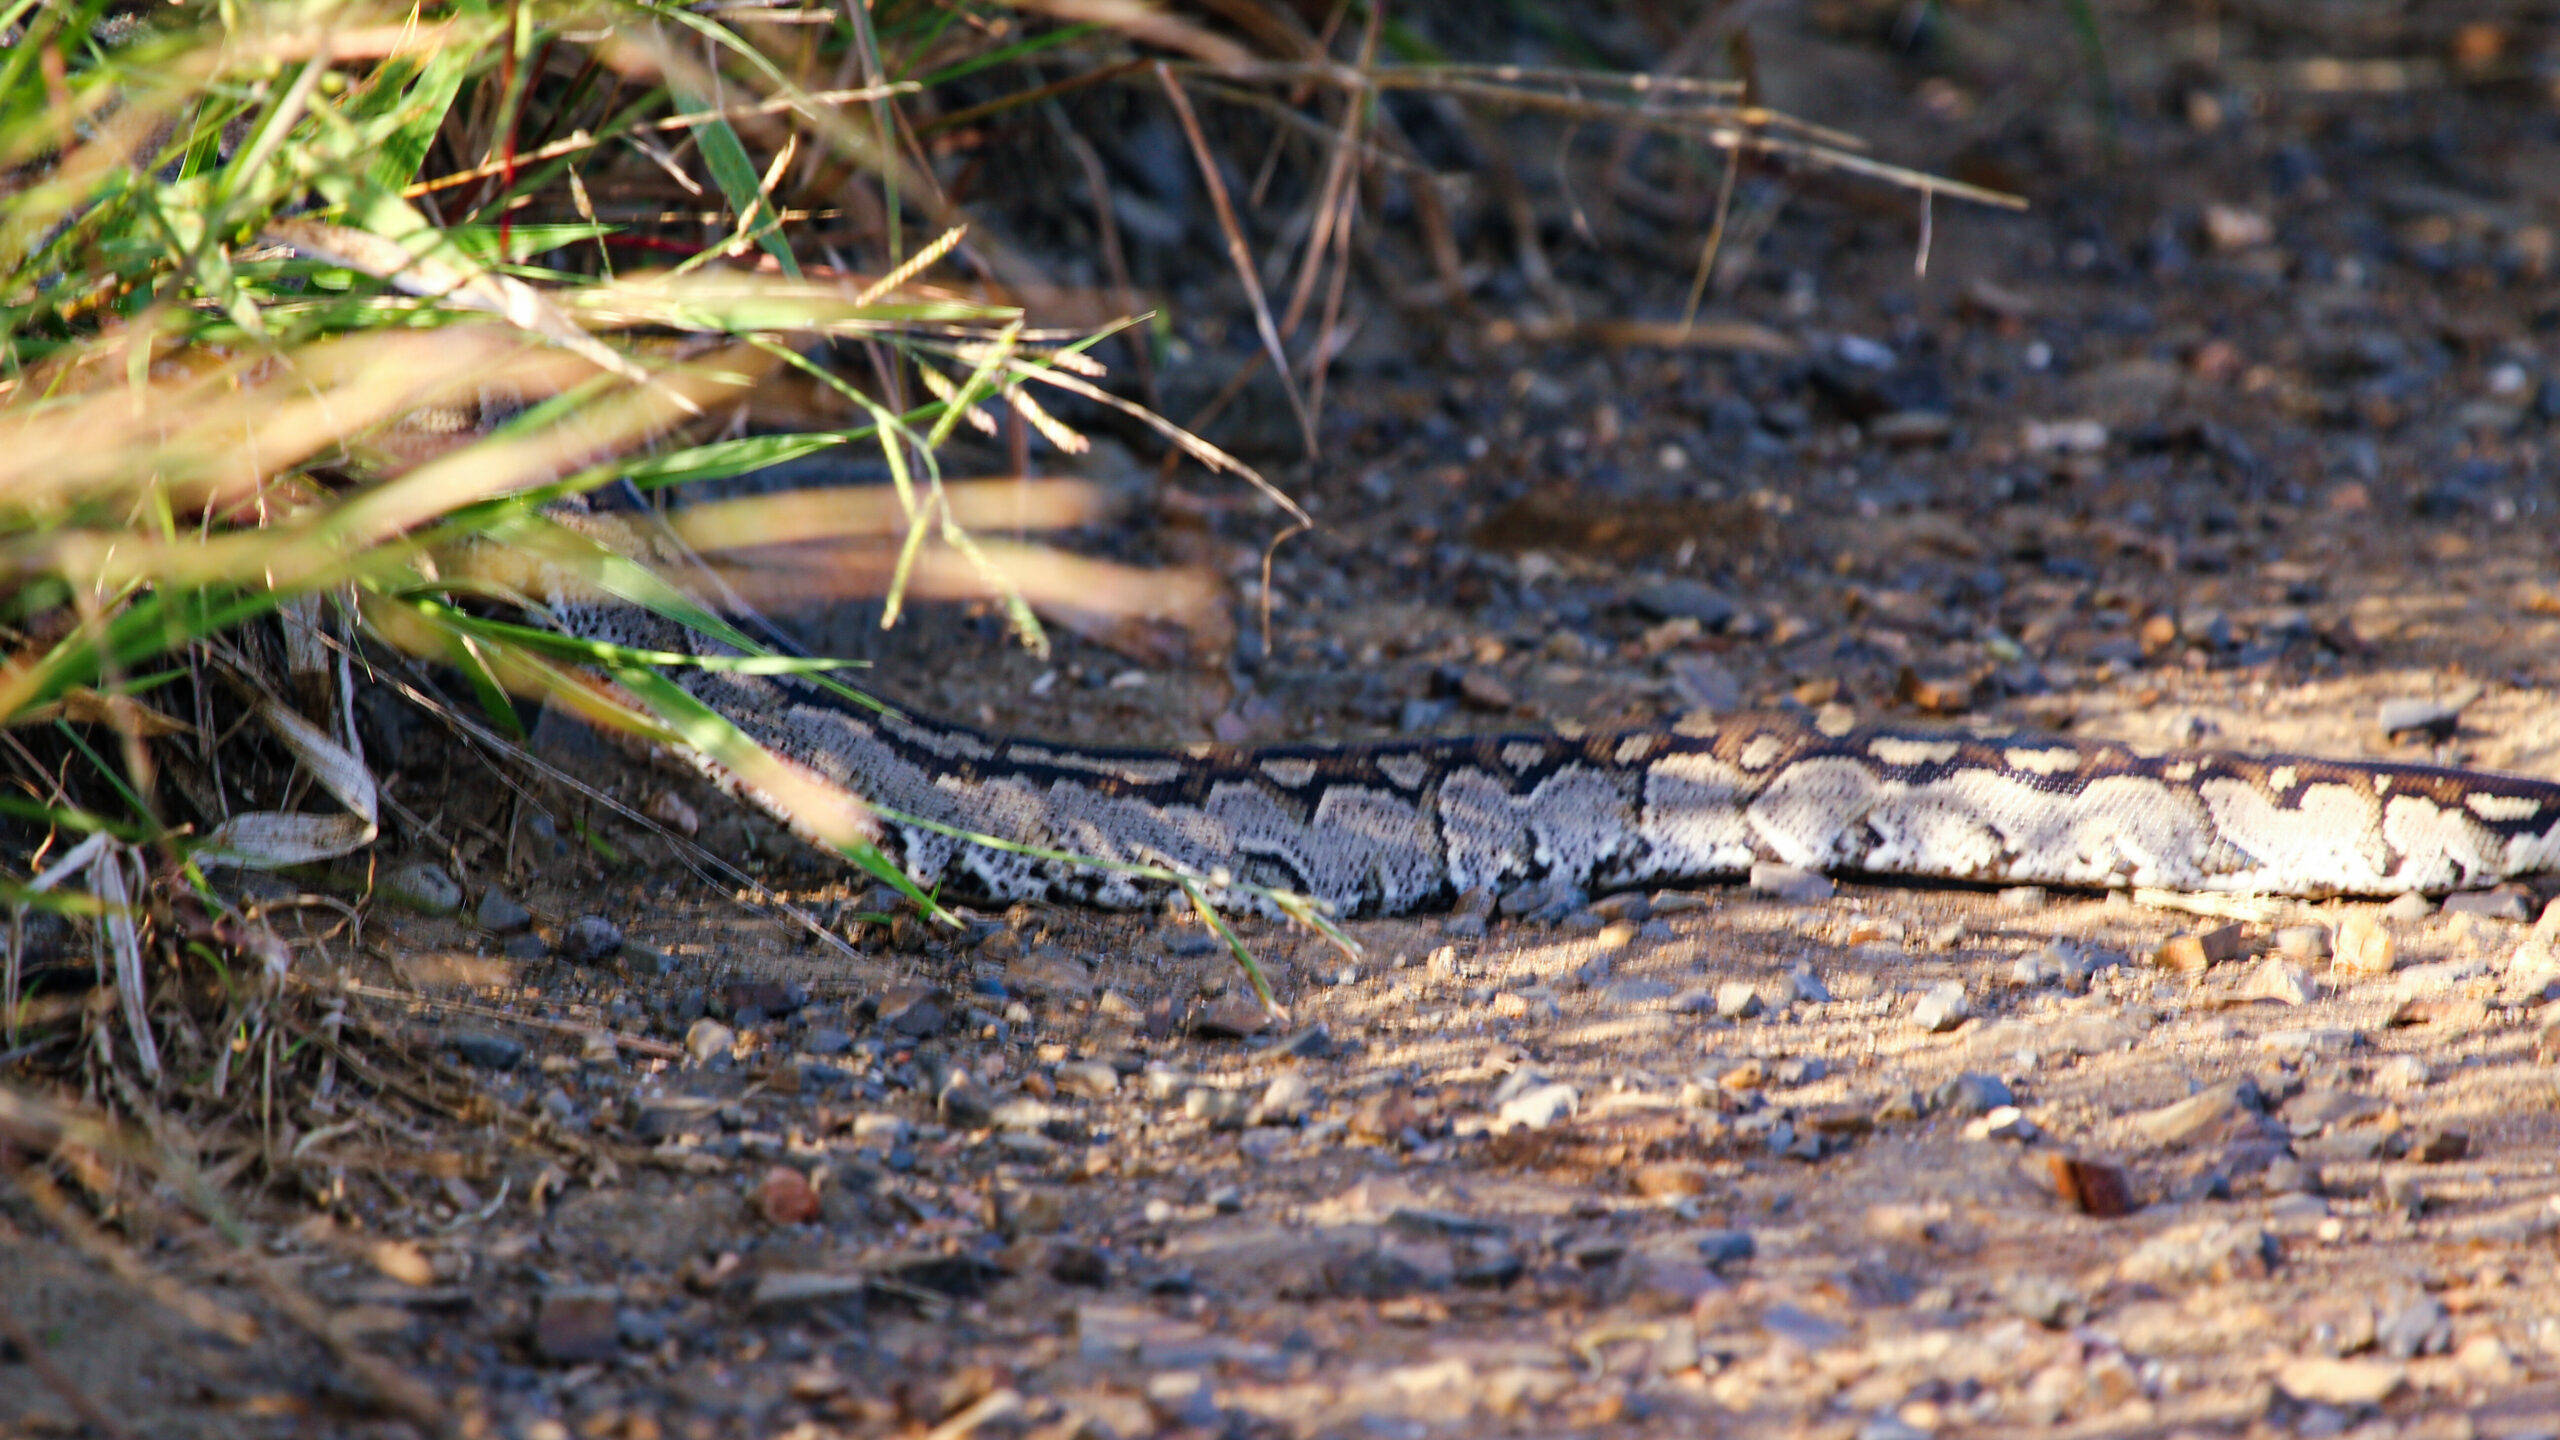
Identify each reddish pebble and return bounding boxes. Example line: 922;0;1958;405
758;1165;821;1225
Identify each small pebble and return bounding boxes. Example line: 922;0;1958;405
1748;862;1834;902
2260;1026;2360;1056
1931;1071;2013;1116
2377;689;2475;740
444;1030;523;1070
1965;1105;2036;1142
2374;1054;2430;1090
2443;888;2532;922
1183;1087;1250;1130
474;887;533;934
1908;980;1971;1033
1142;1064;1195;1102
1252;1072;1315;1125
2241;958;2317;1007
557;913;625;965
1496;1081;1579;1130
1713;980;1764;1021
2274;924;2332;961
380;861;462;917
683;1019;736;1066
2334;913;2397;975
1056;1061;1120;1098
2379;1296;2452;1359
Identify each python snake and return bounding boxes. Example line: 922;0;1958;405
550;545;2560;916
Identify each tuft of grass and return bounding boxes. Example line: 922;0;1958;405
1;0;2015;1139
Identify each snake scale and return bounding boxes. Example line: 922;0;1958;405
549;532;2560;917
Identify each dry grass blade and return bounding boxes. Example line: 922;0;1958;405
401;82;925;198
1001;0;1257;69
90;844;157;1082
1155;61;1317;460
664;478;1110;549
196;701;379;869
262;220;655;391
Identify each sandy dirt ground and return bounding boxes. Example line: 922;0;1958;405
12;4;2560;1439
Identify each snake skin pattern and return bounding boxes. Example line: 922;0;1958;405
555;578;2560;915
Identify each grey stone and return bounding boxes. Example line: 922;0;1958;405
556;913;623;965
1761;1302;1848;1349
1693;1229;1756;1268
501;933;549;961
683;1018;735;1066
2379;1296;2452;1359
443;1030;522;1070
2117;1220;2279;1285
2261;1026;2360;1056
1973;1105;2036;1142
1714;981;1764;1021
2001;1275;2083;1328
1184;1087;1250;1130
2382;891;2435;923
1279;1023;1335;1059
1629;579;1737;627
1056;1061;1120;1098
2275;925;2333;961
1772;1056;1828;1086
2377;689;2476;739
1749;863;1834;902
1143;1371;1220;1430
2241;958;2317;1006
628;1096;717;1143
849;1113;909;1147
533;1287;621;1363
2051;1014;2135;1056
1252;1072;1315;1125
748;1271;866;1316
802;1026;852;1057
1606;978;1678;1004
877;986;947;1037
618;941;679;979
1387;1207;1505;1239
2263;1156;2321;1194
989;1096;1053;1132
2442;889;2532;921
474;887;532;934
380;861;461;917
939;1079;997;1129
2373;1054;2430;1091
1931;1072;2014;1116
1496;1082;1578;1130
1908;981;1970;1033
2266;1192;2330;1223
2130;1077;2268;1148
2010;953;2062;988
1667;654;1744;712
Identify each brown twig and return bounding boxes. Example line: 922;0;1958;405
1155;61;1317;462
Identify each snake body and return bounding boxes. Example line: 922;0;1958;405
553;567;2560;914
